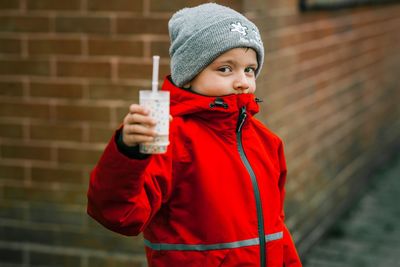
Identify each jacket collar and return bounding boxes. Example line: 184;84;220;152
162;76;260;120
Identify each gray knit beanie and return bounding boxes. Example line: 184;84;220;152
168;3;264;87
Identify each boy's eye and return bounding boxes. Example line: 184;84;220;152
245;67;256;74
217;66;232;73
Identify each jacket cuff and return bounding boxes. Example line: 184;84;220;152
115;128;150;160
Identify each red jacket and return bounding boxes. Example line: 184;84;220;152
87;77;302;267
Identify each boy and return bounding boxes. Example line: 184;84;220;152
87;3;302;267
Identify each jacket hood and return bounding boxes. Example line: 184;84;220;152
162;76;260;119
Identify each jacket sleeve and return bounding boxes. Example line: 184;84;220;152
278;141;303;267
87;131;172;236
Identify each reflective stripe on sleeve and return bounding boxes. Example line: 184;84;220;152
144;231;283;251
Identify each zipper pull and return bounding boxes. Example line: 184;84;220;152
236;106;247;132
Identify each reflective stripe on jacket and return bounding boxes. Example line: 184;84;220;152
87;76;302;266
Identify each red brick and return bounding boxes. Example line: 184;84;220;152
3;185;86;205
0;37;21;55
57;147;103;165
88;257;144;267
0;100;51;120
115;107;130;125
31;166;82;184
29;250;81;266
1;143;52;161
150;0;201;12
55;16;111;34
0;0;20;9
118;62;150;80
116;17;168;35
0;15;50;33
0;121;24;139
28;202;86;227
28;38;82;56
150;41;170;58
87;125;115;143
0;58;50;76
215;0;244;11
297;44;336;64
0;202;27;222
88;38;143;57
87;0;143;12
118;62;170;80
56;60;111;79
30;122;83;142
276;28;336;51
87;81;139;101
30;81;84;99
27;0;81;10
0;81;24;97
55;104;111;122
149;0;243;12
0;164;25;181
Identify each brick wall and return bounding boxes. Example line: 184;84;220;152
0;0;399;266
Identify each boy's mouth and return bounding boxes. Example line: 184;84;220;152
234;90;250;94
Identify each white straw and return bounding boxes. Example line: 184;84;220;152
152;55;160;93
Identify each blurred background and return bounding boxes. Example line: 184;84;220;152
0;0;399;266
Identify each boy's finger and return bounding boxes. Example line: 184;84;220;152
128;104;150;115
124;113;156;126
124;124;156;136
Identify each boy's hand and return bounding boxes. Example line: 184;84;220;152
122;104;157;147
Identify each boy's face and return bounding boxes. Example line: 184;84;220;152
187;48;258;96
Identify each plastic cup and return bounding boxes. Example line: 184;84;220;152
139;90;170;154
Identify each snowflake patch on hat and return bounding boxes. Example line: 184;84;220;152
230;22;248;35
230;21;262;47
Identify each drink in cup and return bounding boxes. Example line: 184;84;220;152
139;55;170;154
139;90;170;154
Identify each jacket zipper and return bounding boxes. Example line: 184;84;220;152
236;106;266;267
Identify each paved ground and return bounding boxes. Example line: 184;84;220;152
303;153;400;267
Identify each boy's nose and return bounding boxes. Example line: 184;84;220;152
233;74;250;91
